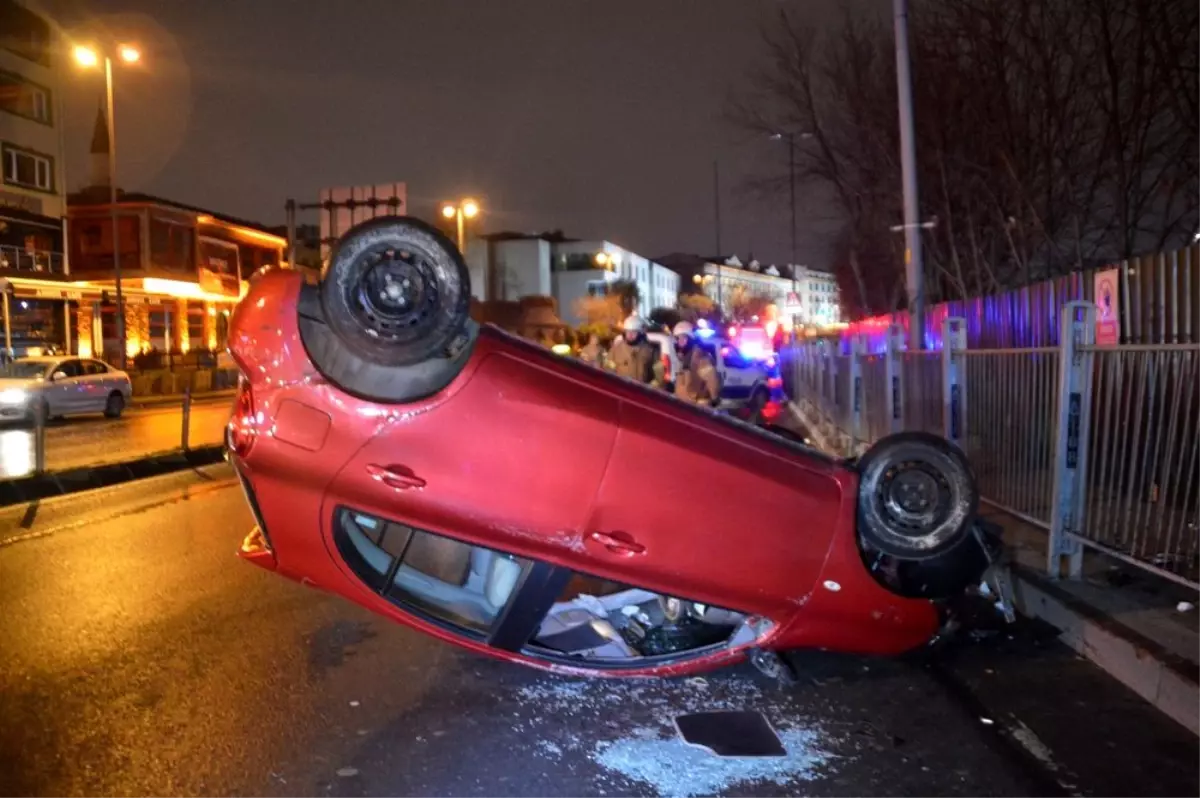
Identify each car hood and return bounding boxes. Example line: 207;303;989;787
0;377;40;392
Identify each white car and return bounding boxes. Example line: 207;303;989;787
0;356;133;423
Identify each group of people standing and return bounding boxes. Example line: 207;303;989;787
577;315;720;406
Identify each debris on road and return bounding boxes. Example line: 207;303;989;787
335;767;359;778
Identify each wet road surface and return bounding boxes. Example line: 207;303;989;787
0;467;1194;797
0;398;230;479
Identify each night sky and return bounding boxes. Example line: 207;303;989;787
44;0;858;267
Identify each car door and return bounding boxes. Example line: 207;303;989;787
325;346;620;570
584;398;847;621
45;359;86;414
717;346;756;403
80;361;112;410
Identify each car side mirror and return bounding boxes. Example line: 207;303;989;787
51;371;67;382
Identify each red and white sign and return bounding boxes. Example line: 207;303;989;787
319;183;407;263
1093;268;1121;346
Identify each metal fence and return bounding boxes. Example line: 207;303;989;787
787;307;1200;589
840;243;1200;352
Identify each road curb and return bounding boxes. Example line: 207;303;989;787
1008;563;1199;736
0;446;227;508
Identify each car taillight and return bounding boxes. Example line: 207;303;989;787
661;353;671;374
767;376;782;390
227;377;257;458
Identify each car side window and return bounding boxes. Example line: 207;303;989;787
85;361;109;375
55;360;83;378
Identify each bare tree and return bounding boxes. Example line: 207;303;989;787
731;0;1198;316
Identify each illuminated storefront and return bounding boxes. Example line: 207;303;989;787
52;191;286;361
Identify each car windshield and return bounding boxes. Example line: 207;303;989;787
0;361;52;379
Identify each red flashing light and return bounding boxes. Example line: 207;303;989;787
767;376;782;390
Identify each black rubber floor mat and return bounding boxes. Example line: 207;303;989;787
674;710;786;757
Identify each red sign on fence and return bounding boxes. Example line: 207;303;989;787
1094;268;1120;346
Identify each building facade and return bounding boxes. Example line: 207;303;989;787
659;252;840;328
0;0;68;281
466;232;679;327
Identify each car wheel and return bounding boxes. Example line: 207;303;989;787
855;431;978;560
320;216;471;368
104;391;125;418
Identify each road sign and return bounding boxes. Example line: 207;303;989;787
318;183;407;262
1093;268;1120;346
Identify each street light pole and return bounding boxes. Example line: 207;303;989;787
893;0;925;350
104;54;126;369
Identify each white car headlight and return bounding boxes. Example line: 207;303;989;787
0;388;28;404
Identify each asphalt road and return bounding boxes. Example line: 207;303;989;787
0;397;230;479
0;468;1194;797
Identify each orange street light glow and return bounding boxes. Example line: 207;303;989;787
73;45;99;67
119;45;140;63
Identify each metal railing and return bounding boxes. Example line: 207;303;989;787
841;243;1199;351
787;307;1200;589
0;246;65;275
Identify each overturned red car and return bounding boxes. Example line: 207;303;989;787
225;217;993;678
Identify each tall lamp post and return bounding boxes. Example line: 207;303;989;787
74;43;140;369
440;198;480;253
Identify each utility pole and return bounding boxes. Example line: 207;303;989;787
788;133;797;268
893;0;925;350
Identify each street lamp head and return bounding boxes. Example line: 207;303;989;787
119;44;141;64
73;45;99;68
441;204;457;219
594;252;609;266
461;199;479;219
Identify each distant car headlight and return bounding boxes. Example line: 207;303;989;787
0;388;28;404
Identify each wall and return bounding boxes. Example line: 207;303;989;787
0;1;66;222
494;238;551;300
554;270;613;326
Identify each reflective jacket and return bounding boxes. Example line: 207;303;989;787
675;346;720;405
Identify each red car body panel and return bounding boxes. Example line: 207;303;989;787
228;270;939;676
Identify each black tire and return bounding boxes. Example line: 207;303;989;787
104;391;125;418
855;431;978;560
320;216;471;368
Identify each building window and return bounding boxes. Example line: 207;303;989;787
2;145;53;191
0;71;50;123
0;0;52;66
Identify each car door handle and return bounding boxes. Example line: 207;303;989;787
365;463;426;490
588;530;645;556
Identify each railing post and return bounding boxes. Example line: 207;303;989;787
1048;301;1096;579
850;334;866;453
941;316;967;447
885;322;905;434
181;386;192;452
33;402;46;475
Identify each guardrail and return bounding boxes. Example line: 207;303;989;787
0;246;65;275
786;306;1200;589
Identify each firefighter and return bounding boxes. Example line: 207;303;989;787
608;314;657;384
578;332;605;366
672;320;721;406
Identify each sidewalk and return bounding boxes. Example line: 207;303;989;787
986;508;1199;735
783;400;1199;736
